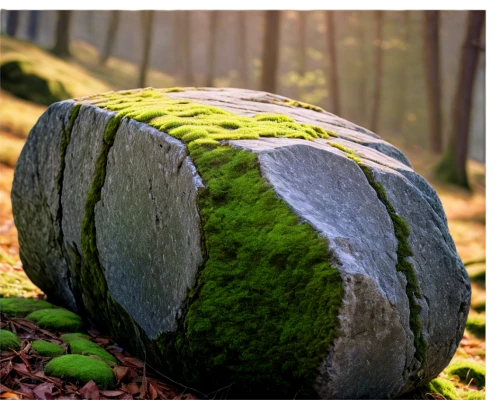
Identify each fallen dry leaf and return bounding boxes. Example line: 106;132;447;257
113;367;129;384
79;380;100;400
32;382;54;400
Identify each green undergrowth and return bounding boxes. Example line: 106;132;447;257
31;339;65;357
466;314;486;338
83;89;344;397
328;142;426;378
26;309;85;332
44;354;115;389
425;378;458;400
0;329;20;352
0;297;55;317
464;391;486;400
446;360;485;388
69;338;116;364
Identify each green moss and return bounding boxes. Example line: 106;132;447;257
472;301;485;313
328;142;356;155
69;339;116;364
81;89;344;397
446;360;485;388
0;329;20;352
61;332;91;343
278;99;324;113
330;142;426;376
464;391;486;400
465;314;485;338
425;378;458;400
44;354;115;389
0;60;71;105
26;309;85;332
0;297;55;317
31;339;65;357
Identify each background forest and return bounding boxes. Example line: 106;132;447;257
0;9;487;400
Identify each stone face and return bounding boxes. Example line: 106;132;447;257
12;87;470;399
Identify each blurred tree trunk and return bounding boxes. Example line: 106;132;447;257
370;11;384;133
205;11;219;87
85;11;96;43
138;11;154;88
6;10;20;37
100;11;120;66
398;11;410;139
325;11;341;115
237;12;249;88
435;10;485;189
27;10;40;42
423;11;443;154
356;11;367;126
297;11;307;99
183;11;194;85
52;11;73;58
260;10;281;93
173;11;184;76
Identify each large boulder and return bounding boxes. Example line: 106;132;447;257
12;88;470;398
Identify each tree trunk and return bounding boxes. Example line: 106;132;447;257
173;11;183;76
435;11;485;189
297;11;307;76
370;10;384;133
205;11;219;87
183;11;194;85
238;11;249;88
325;11;341;115
6;10;20;37
27;10;40;42
100;11;120;66
138;11;154;88
52;10;73;58
398;11;411;140
356;11;367;126
423;11;443;153
87;8;96;46
260;10;281;93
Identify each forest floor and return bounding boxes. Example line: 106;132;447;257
0;37;486;399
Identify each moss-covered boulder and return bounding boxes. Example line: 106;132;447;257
12;88;471;398
0;60;72;106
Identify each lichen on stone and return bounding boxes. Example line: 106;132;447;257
31;339;65;357
26;308;85;332
44;354;115;389
0;329;20;352
0;297;55;317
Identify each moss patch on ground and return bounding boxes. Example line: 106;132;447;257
0;297;55;317
464;391;486;400
26;309;84;332
31;339;65;357
61;332;91;343
69;339;116;364
426;378;458;400
446;360;485;388
0;329;20;352
466;313;486;338
44;354;115;389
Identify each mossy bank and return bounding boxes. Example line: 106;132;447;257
12;87;471;398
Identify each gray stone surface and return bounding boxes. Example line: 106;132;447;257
13;88;470;399
95;119;204;339
229;136;470;397
11;101;77;310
